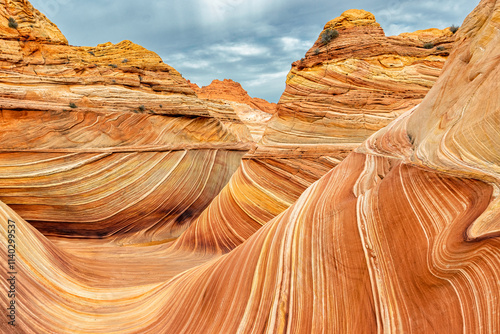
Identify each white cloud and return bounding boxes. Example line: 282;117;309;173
280;37;314;52
209;43;269;57
244;71;290;87
180;60;212;69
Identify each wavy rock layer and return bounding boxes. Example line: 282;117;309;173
0;0;67;44
158;2;500;331
262;9;455;148
0;0;253;240
173;10;455;254
172;155;338;253
2;0;500;333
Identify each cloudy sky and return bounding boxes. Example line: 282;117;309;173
29;0;479;102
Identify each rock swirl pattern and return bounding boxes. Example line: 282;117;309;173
0;0;253;241
173;9;456;254
2;0;500;333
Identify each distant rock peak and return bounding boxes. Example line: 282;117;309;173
324;9;381;30
189;78;277;115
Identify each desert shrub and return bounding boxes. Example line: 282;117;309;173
450;25;459;34
138;105;145;112
69;102;77;108
8;17;18;29
88;51;95;56
108;64;118;68
423;42;434;49
436;46;445;51
314;48;320;55
122;58;128;63
321;29;339;44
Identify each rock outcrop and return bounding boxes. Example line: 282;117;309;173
262;9;455;148
190;78;277;115
172;9;456;254
190;79;275;141
2;1;500;332
0;0;253;241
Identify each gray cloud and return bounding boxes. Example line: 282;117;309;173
29;0;479;102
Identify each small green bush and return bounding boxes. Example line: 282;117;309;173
314;48;320;55
138;105;145;112
436;46;445;51
122;58;128;63
69;102;77;109
450;25;459;34
8;17;18;29
108;64;118;68
321;29;339;44
88;51;95;56
423;42;434;49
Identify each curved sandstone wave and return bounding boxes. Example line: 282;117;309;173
2;0;500;333
173;9;456;254
0;0;253;240
154;1;500;331
171;155;338;253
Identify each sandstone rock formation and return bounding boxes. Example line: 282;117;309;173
0;0;253;241
262;9;455;148
189;79;275;141
190;78;277;115
172;9;456;254
2;0;500;332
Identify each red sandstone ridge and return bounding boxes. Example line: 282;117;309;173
189;78;275;141
189;78;277;115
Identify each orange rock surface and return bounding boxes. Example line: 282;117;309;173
189;79;275;142
190;78;277;115
173;9;456;254
2;0;500;333
0;0;253;241
262;8;455;148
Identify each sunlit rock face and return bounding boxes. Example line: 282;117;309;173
190;78;277;115
189;79;276;142
2;0;500;333
262;9;455;148
172;9;456;254
0;0;253;240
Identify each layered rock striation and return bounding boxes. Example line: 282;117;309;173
189;79;275;142
172;9;457;254
262;9;455;149
0;0;253;240
2;1;500;332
